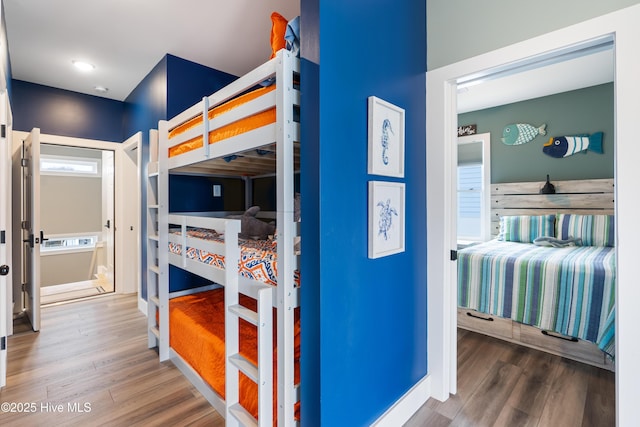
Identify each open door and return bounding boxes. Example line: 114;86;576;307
22;128;41;331
102;150;115;286
0;91;11;387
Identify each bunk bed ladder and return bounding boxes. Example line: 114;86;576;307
225;220;274;427
146;129;162;350
156;124;170;361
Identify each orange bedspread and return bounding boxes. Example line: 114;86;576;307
169;288;300;422
168;85;277;157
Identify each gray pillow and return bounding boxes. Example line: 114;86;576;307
239;206;275;240
533;236;581;248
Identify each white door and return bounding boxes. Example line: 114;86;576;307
0;92;11;387
101;151;115;285
22;128;41;331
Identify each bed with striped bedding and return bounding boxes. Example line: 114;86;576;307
458;240;616;357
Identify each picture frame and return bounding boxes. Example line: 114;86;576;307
368;96;405;178
368;181;405;258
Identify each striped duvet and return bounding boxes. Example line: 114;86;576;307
458;240;615;357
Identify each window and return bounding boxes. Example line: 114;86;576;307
457;133;491;243
40;234;98;254
40;154;101;177
457;164;482;241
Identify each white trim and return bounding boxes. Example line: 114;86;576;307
116;132;141;296
138;297;147;316
426;4;640;425
370;375;432;427
13;130;138;300
13;130;120;148
0;90;10;386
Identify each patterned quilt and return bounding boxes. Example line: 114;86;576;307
458;240;615;357
168;227;300;287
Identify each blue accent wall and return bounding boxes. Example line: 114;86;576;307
301;0;428;425
166;54;236;119
123;56;168;301
169;175;244;212
12;80;125;141
124;54;243;297
123;57;168;141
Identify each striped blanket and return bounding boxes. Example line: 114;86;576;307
458;240;615;357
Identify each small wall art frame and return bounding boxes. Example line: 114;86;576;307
368;96;405;177
368;181;405;258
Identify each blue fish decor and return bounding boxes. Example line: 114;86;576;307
542;132;603;158
501;123;547;145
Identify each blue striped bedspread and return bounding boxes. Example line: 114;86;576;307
458;240;615;357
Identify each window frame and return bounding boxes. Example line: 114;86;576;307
40;154;102;177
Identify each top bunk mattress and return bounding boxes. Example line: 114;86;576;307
168;85;276;158
457;239;615;356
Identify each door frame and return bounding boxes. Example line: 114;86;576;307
117;132;141;299
0;90;11;387
426;4;640;424
12;131;140;299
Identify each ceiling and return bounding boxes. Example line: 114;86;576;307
4;1;613;110
4;0;300;101
457;47;614;113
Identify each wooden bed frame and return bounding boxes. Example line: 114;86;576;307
458;177;615;371
146;49;300;427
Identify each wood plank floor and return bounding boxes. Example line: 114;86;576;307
1;293;223;426
405;329;615;427
2;294;615;426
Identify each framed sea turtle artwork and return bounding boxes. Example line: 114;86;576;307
368;181;405;259
368;96;405;178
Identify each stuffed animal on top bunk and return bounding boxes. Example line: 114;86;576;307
240;206;276;240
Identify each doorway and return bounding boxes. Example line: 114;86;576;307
38;144;115;305
13;130;141;333
426;6;640;424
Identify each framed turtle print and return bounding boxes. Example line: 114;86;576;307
368;96;405;178
368;181;405;258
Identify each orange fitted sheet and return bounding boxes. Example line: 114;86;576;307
169;288;300;422
168;85;276;158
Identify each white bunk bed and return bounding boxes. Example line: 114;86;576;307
147;49;300;427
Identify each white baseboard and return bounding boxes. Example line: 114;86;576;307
138;297;147;316
370;374;432;427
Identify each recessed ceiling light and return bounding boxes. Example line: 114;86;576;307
94;86;109;93
72;60;95;72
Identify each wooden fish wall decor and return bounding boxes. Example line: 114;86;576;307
542;132;604;158
501;123;547;145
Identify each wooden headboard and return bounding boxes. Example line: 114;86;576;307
491;178;614;237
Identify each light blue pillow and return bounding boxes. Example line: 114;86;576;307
497;214;556;243
556;214;615;247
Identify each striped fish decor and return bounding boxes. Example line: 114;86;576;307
543;132;604;158
501;123;547;145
